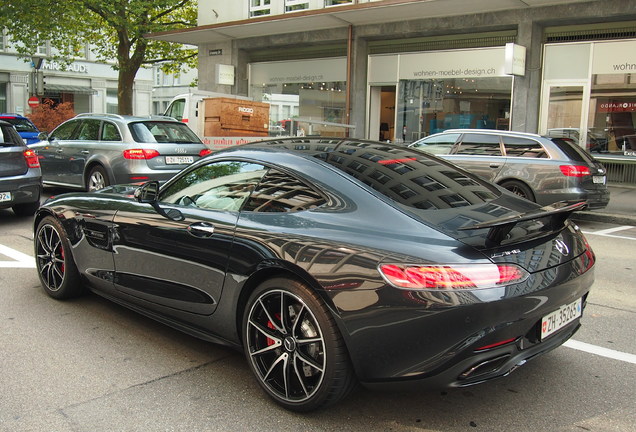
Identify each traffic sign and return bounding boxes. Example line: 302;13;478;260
28;96;40;108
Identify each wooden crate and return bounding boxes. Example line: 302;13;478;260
203;98;270;137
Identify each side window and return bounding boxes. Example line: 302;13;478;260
411;133;460;155
160;161;267;212
165;99;185;120
76;119;101;141
456;133;503;156
503;137;547;158
101;121;122;141
50;120;79;140
243;169;327;213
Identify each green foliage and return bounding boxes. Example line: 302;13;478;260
0;0;198;113
0;0;197;69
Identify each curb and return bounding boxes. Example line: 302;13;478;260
571;211;636;226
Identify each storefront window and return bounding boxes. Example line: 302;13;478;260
251;81;347;136
396;77;512;143
589;73;636;153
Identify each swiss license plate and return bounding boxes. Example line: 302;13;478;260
165;156;194;165
541;298;582;340
0;192;12;202
592;175;606;184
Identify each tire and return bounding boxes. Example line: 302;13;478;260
12;200;40;217
34;216;84;299
86;165;109;191
242;277;355;412
500;180;535;202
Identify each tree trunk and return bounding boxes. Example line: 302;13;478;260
118;66;136;115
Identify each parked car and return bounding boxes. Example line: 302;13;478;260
34;137;595;411
0;113;41;145
409;129;610;209
0;120;42;216
30;113;212;191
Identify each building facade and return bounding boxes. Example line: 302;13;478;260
0;33;154;116
150;0;636;152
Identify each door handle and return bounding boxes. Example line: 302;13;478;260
187;222;215;237
489;163;500;168
81;150;90;154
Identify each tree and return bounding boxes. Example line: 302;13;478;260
0;0;197;115
28;99;76;133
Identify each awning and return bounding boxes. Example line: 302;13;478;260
44;84;97;95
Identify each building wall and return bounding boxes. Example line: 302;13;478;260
0;36;154;116
192;0;636;140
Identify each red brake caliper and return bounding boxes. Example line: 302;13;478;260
266;313;281;346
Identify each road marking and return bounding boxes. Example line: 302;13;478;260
581;227;636;241
564;339;636;364
0;244;36;268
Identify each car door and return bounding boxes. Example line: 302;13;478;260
448;132;506;182
33;119;80;186
111;159;268;317
62;119;101;187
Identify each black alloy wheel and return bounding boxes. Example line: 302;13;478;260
243;277;355;411
500;180;535;202
35;216;83;299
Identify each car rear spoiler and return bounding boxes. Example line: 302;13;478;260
459;201;587;246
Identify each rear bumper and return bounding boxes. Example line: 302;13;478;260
0;175;42;209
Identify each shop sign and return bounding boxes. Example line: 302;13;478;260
216;64;235;86
41;60;88;73
598;101;636;112
250;58;346;85
504;43;526;76
398;47;507;80
592;40;636;75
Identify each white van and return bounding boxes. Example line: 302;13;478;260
164;91;250;138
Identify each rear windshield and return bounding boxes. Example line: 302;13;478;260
0;123;25;146
0;117;38;133
291;140;501;210
549;137;596;164
128;121;201;144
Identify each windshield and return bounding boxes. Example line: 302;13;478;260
0;117;38;133
128;121;201;144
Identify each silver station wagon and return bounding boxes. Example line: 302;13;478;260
31;113;211;191
409;129;610;209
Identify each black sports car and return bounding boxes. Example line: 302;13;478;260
34;138;595;411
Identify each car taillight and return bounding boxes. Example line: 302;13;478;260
379;263;529;290
560;165;591;177
123;149;160;160
199;149;212;157
24;149;40;168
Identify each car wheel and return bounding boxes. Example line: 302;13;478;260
86;165;109;191
34;216;83;299
500;180;535;202
243;277;355;412
12;201;40;217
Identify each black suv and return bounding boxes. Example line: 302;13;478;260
0;120;42;216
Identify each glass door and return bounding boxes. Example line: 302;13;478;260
540;82;591;150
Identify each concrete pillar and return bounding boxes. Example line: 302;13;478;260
350;32;368;139
511;21;543;133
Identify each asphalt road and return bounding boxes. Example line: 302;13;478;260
1;209;634;432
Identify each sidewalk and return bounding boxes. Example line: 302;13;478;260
572;184;636;225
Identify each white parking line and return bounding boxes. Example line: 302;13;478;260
581;226;636;241
0;244;36;268
564;339;636;364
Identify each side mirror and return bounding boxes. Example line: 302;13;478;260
134;181;160;203
134;181;184;221
37;132;49;141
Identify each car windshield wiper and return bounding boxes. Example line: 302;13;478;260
459;201;587;246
